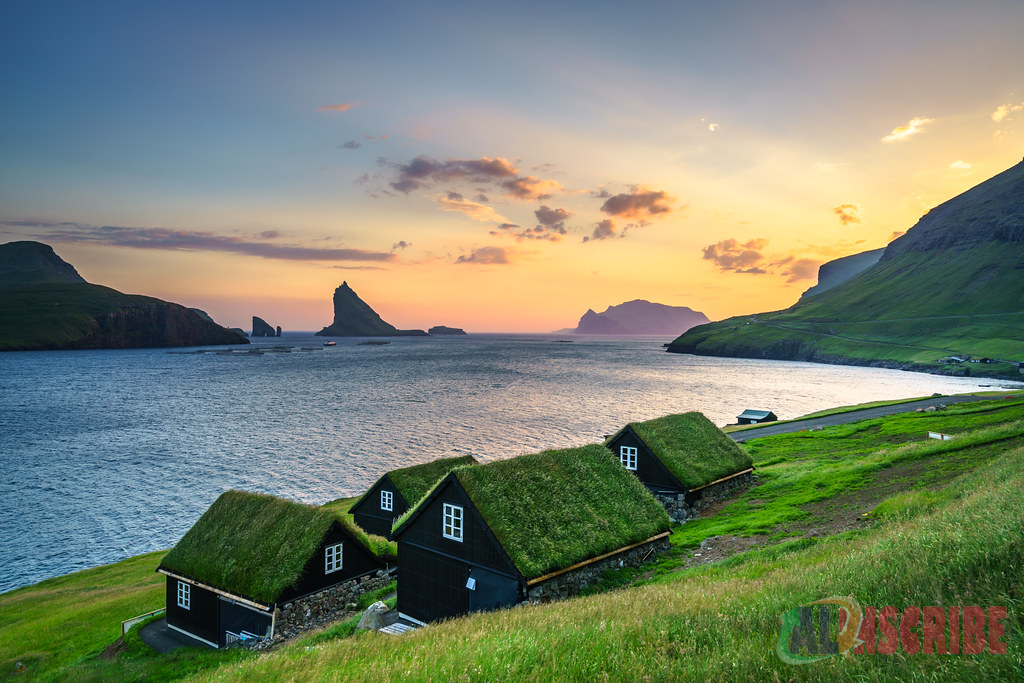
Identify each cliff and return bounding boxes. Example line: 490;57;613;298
573;300;710;335
0;241;249;351
315;282;427;337
429;325;467;335
668;157;1024;379
252;316;279;337
800;248;884;300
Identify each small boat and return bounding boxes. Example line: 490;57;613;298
324;341;337;346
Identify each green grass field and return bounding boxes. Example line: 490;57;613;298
3;396;1022;681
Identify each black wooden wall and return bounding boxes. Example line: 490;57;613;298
280;521;385;603
606;428;686;494
165;576;219;646
351;476;408;537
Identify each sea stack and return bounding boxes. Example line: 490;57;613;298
315;282;427;337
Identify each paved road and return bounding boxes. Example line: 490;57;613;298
728;393;1012;443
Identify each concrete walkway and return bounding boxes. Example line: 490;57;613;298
728;393;1011;443
139;618;210;653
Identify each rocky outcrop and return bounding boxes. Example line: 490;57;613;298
428;325;467;335
800;248;884;300
573;300;709;335
315;282;427;337
0;241;249;351
251;316;277;337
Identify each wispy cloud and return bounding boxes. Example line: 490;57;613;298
779;258;822;283
391;240;411;251
455;246;511;265
317;103;357;112
436;195;511;223
991;101;1024;122
4;221;396;263
832;203;861;226
341;140;361;150
582;219;618;242
949;160;972;170
388;155;518;194
881;117;934;143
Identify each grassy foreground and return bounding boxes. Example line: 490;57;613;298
2;397;1022;681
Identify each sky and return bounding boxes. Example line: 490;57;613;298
2;0;1022;333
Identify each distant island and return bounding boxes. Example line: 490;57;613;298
0;241;248;351
668;157;1024;380
428;325;466;335
566;300;710;335
315;282;428;337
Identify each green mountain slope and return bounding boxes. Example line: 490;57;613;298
668;158;1024;378
0;241;248;351
315;282;427;337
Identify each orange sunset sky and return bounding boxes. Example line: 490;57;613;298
2;1;1022;333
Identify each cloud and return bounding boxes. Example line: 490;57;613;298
600;188;675;218
950;160;971;170
388;155;518;194
317;103;357;112
708;122;719;132
780;258;822;282
501;176;563;200
391;240;411;251
436;195;510;223
881;117;934;143
889;230;905;241
341;140;361;150
582;219;618;242
7;221;396;263
833;203;862;226
701;238;768;271
534;205;572;232
474;194;490;203
455;246;510;265
991;102;1024;122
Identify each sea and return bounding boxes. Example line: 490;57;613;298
1;332;1016;595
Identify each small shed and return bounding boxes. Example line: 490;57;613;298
736;409;778;424
349;455;478;537
391;445;671;624
158;490;389;648
604;412;754;522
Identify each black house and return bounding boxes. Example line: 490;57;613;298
348;455;477;537
604;412;753;498
391;444;671;625
157;490;386;648
736;409;778;424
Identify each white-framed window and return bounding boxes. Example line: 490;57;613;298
442;503;463;542
381;489;393;512
620;446;638;471
325;542;343;574
177;581;191;610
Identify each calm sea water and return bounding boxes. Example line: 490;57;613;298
0;333;1014;594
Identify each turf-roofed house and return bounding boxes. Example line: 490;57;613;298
605;411;754;523
348;455;478;537
391;445;671;625
157;490;391;648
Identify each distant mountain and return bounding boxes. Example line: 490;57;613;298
571;300;710;335
429;325;467;335
800;248;884;300
0;241;249;351
668;157;1024;379
315;282;427;337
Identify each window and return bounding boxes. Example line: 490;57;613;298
620;446;638;471
381;489;393;512
177;581;190;610
325;542;343;574
442;503;463;542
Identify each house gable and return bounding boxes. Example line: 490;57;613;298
280;520;386;603
606;425;687;494
349;475;407;537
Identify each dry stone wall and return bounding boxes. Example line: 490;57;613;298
273;571;392;639
656;471;754;524
526;536;669;603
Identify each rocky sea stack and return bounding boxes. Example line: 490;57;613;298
251;316;280;337
315;282;427;337
428;325;466;335
0;241;249;351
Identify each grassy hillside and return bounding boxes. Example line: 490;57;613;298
669;160;1024;378
3;396;1022;681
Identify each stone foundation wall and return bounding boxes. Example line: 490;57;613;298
273;570;392;639
526;537;669;603
656;471;753;524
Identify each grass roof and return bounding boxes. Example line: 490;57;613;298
616;412;753;490
450;445;670;580
355;455;478;510
159;490;383;604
